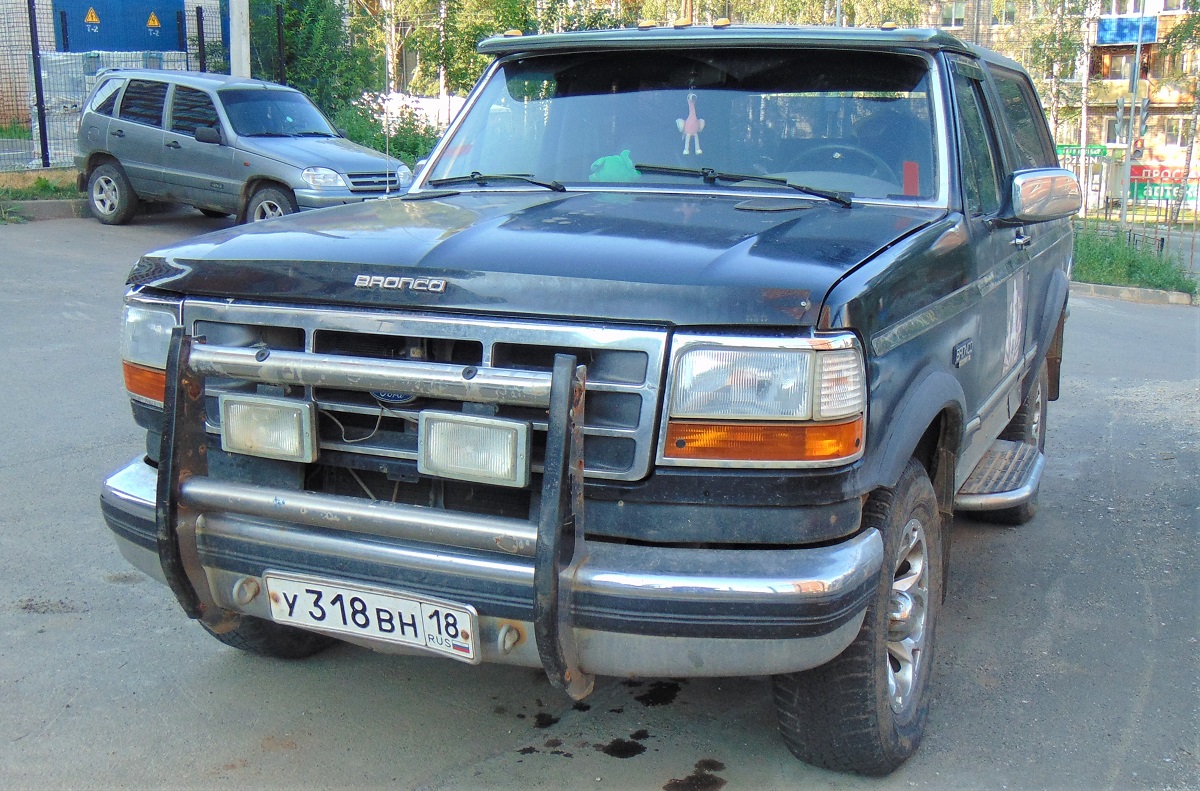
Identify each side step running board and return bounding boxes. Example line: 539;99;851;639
954;439;1045;512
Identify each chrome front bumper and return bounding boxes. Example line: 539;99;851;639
102;457;883;678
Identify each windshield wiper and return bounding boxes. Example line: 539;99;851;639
633;164;852;208
246;132;294;138
293;131;336;137
427;172;566;193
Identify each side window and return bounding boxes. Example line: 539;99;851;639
118;80;168;127
988;66;1057;170
170;87;219;136
953;70;1002;217
89;78;123;116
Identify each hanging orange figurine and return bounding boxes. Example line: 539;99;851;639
676;93;705;155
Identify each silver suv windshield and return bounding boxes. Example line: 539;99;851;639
219;88;337;138
425;48;939;201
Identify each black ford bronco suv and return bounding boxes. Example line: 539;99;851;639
101;25;1081;774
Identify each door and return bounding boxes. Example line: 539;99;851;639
110;79;168;195
985;64;1071;389
950;58;1028;486
163;85;240;212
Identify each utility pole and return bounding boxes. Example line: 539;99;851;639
230;0;251;78
1119;0;1147;228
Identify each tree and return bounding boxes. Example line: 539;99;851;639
249;0;383;113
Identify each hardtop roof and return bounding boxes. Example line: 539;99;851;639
478;25;978;57
94;68;298;93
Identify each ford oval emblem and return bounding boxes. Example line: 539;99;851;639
372;391;417;405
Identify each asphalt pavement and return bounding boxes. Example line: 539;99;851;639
0;209;1196;790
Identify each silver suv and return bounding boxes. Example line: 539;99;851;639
76;69;412;224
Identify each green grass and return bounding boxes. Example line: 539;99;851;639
1074;228;1197;296
0;119;31;140
0;177;78;201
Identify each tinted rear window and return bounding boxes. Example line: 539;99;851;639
118;80;168;127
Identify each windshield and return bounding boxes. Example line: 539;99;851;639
219;88;336;137
425;48;940;201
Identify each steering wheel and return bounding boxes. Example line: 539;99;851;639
787;144;898;184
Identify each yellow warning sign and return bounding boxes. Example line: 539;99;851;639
84;7;100;24
147;11;161;28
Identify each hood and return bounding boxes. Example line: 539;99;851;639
130;190;943;327
235;134;401;173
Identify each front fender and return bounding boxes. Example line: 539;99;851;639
868;365;966;493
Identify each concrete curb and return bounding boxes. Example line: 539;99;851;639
5;198;88;221
1069;281;1196;307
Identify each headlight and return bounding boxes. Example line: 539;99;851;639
396;163;414;190
301;167;347;189
659;333;866;468
120;294;180;405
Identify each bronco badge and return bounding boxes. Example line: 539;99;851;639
354;275;447;292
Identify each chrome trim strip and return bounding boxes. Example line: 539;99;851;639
955;452;1045;511
181;477;538;556
190;345;554;408
102;456;157;513
576;529;883;603
872;278;978;357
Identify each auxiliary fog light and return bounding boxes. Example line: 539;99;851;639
219;395;318;463
418;411;531;488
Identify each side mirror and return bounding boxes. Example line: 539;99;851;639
194;126;222;145
414;158;428;175
1008;168;1081;223
336;127;349;138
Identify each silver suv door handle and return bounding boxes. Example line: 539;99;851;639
110;129;124;138
165;140;181;149
1011;233;1031;248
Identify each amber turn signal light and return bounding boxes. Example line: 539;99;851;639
664;418;864;463
123;361;166;404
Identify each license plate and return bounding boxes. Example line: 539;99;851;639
263;572;480;664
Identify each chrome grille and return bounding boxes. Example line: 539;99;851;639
346;172;402;192
184;300;667;481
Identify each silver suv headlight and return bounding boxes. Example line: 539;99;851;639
301;166;348;189
658;333;866;468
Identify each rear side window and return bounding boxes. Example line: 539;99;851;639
118;80;168;127
89;78;122;116
988;66;1057;170
170;87;219;135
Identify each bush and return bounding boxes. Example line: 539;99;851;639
1074;228;1196;296
332;95;440;167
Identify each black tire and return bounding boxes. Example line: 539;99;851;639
198;208;230;218
200;615;336;659
245;185;297;223
772;458;943;776
987;361;1049;525
87;162;138;225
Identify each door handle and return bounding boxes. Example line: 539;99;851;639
110;129;125;138
165;140;182;149
1011;233;1031;249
